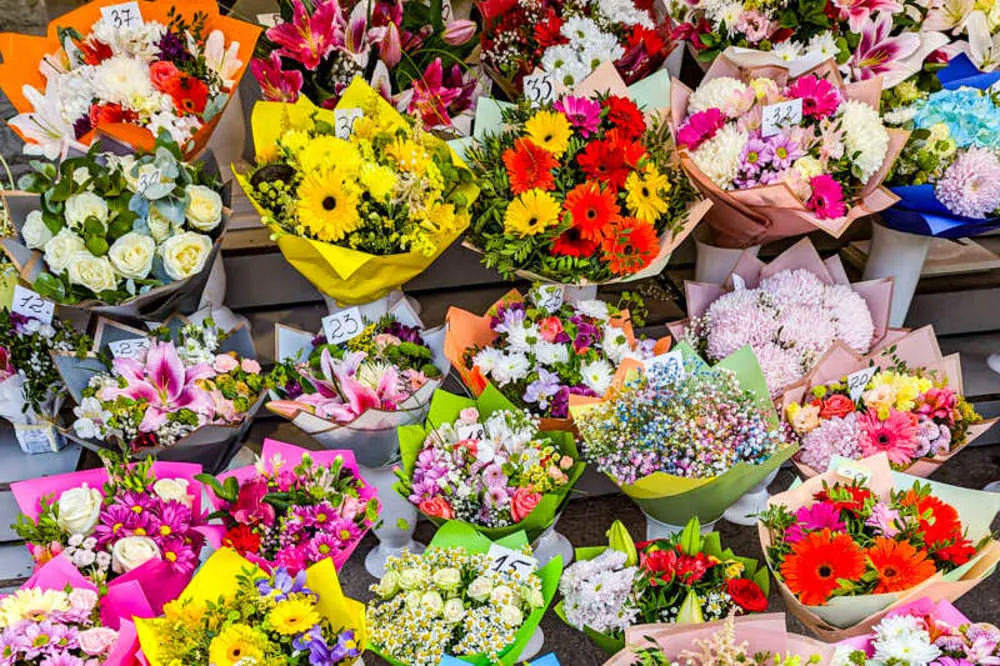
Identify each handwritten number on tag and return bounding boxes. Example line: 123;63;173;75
487;544;538;576
256;12;281;27
846;366;878;402
322;307;364;345
523;73;555;107
335;108;363;139
535;285;564;313
761;99;803;137
456;423;486;441
109;337;151;360
101;2;142;28
644;350;685;378
12;286;54;325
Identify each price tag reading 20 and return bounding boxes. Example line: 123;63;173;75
487;543;538;576
523;73;555;107
322;307;365;345
100;1;143;29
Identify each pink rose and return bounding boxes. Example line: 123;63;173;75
241;358;262;374
78;627;119;656
510;488;542;522
213;354;239;373
340;495;365;521
459;407;479;424
69;588;99;615
419;497;455;520
538;316;564;342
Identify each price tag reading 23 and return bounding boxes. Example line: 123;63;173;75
322;307;365;345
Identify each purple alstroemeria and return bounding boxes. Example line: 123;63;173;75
524;368;561;410
101;342;214;433
266;0;345;71
847;13;922;86
251;52;304;102
492;302;527;333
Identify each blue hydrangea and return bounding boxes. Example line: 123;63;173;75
913;87;1000;151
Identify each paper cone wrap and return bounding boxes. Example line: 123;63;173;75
835;597;982;656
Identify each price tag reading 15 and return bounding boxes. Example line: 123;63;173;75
100;1;143;28
322;307;365;345
487;543;538;576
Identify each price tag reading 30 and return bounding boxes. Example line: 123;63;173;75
761;98;803;137
322;307;365;345
335;108;364;139
487;543;538;576
523;73;555;107
12;286;54;325
108;337;152;360
101;1;143;29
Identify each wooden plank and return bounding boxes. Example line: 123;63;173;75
0;492;19;542
907;288;1000;334
0;424;81;486
0;543;34;587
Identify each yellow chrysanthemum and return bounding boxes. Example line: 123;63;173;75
870;371;931;412
386;137;432;175
296;135;362;175
524;111;572;156
268;598;321;636
279;129;311;158
207;624;265;665
162;599;207;626
296;171;362;242
359;162;397;201
625;165;671;222
504;189;561;237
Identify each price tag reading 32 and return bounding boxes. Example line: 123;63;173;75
761;98;803;137
322;307;365;345
335;108;364;139
487;543;538;576
101;1;143;28
12;286;54;325
523;73;555;107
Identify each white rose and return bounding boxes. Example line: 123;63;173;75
184;185;223;232
43;229;87;274
56;485;103;535
22;210;53;249
421;591;444;617
490;584;517;606
111;536;160;574
67;252;118;294
108;232;155;279
467;576;493;602
403;590;422;610
160;232;212;281
442;598;465;624
522;586;544;608
152;478;192;508
398;567;428;591
374;571;399;599
433;567;462;592
499;604;523;627
147;208;173;243
64;192;109;230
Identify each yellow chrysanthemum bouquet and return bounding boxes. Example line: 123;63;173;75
235;77;479;305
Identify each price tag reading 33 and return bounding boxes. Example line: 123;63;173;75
101;1;143;28
523;73;555;107
761;98;803;137
322;307;364;345
487;543;538;576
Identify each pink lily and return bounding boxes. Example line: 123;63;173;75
404;58;477;128
833;0;902;32
101;342;214;433
922;0;974;33
847;12;921;84
380;22;403;68
266;0;344;71
345;2;372;56
251;52;304;101
297;349;408;423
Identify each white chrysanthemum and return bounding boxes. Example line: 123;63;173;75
57;68;97;125
595;0;654;27
92;56;154;109
474;348;505;374
575;299;610;320
873;631;940;665
806;32;838;59
491;352;531;385
600;326;633;365
772;40;803;61
534;340;570;366
504;322;541;353
703;0;742;29
541;45;593;87
581;359;614;396
146;111;202;145
691;123;748;189
872;614;924;643
91;18;167;60
839;100;890;182
688;77;750;114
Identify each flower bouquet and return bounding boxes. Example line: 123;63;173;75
478;0;682;97
758;453;1000;640
667;237;897;398
570;343;796;527
0;308;90;453
783;326;995;478
833;597;1000;664
555;519;771;655
671;55;907;247
252;0;484;133
11;455;211;625
882;79;1000;237
0;557;141;664
366;520;561;666
395;385;583;543
1;135;229;320
462;63;710;285
200;438;380;573
602;613;837;665
444;287;669;431
54;312;265;473
234;77;479;305
0;0;260;160
135;547;365;665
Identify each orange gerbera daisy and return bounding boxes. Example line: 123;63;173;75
779;529;866;606
551;226;600;258
502;138;557;195
899;491;963;547
563;182;620;241
600;217;660;276
866;537;937;593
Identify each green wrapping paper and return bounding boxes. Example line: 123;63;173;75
396;385;584;543
368;520;563;666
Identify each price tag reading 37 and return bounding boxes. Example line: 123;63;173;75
322;307;365;345
101;1;143;29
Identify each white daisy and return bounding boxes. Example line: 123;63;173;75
574;300;610;320
534;341;570;366
581;359;615;396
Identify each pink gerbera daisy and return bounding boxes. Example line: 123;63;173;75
677;108;726;150
807;174;847;219
554;95;601;137
785;502;847;543
785;75;842;119
328;517;363;547
859;409;920;466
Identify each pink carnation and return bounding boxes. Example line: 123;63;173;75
935;148;1000;219
677;108;727;150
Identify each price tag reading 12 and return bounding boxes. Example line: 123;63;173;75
11;286;54;325
761;98;803;137
335;108;363;139
487;543;538;576
322;307;364;345
100;1;143;28
523;73;555;107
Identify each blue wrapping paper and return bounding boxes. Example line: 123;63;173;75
937;54;1000;90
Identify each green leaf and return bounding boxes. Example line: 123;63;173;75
678;517;702;556
85;236;109;256
33;273;66;301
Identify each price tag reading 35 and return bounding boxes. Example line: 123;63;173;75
12;286;54;325
108;337;152;360
487;543;538;576
523;73;555;107
322;307;365;345
335;108;364;139
101;1;143;28
761;98;803;137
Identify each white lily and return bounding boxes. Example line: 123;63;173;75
923;0;974;32
203;30;243;89
8;82;72;160
966;10;1000;71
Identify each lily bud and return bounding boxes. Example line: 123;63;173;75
380;22;402;68
442;19;477;46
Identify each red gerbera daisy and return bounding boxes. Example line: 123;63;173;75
604;95;646;140
780;529;866;606
900;491;964;547
534;9;566;48
813;484;873;517
563;182;620;241
601;217;660;276
551;226;600;258
577;137;643;189
503;138;557;195
164;74;209;116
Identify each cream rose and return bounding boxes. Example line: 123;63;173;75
432;567;462;592
108;232;155;279
147;208;173;243
160;232;212;280
43;229;87;274
184;185;224;232
374;571;399;599
523;586;544;608
153;478;193;508
56;484;103;535
398;567;428;591
467;576;493;602
67;252;118;294
499;604;523;627
421;591;444;617
78;627;119;656
111;536;160;574
22;210;53;249
64;192;109;229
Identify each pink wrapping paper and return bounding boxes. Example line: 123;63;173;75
837;597;974;655
210;438;378;571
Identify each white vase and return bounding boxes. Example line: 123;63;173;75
644;513;717;541
532;515;573;567
985;481;1000;493
694;239;761;284
862;222;931;328
359;465;425;578
516;627;545;662
723;470;779;526
562;285;598;303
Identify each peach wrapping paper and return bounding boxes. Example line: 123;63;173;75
782;326;998;479
757;453;1000;641
670;54;908;248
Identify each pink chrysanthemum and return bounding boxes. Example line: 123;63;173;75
751;342;804;395
935;148;1000;219
807;174;847;219
823;284;876;353
774;303;838;360
759;268;827;305
799;411;863;471
704;290;779;358
859;409;920;466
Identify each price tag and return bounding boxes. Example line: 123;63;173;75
487;543;538;576
14;425;63;455
523;73;555;107
836;461;872;485
100;1;142;29
731;274;746;291
108;337;151;359
322;307;364;345
761;98;803;137
134;168;161;194
256;12;281;27
12;286;54;325
335;108;363;139
534;285;564;313
456;422;486;441
644;349;685;378
846;366;878;402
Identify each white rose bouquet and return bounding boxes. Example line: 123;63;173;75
11;454;211;618
1;135;227;316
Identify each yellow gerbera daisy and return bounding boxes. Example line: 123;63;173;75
296;172;362;242
207;624;265;665
359;162;397;201
296;135;362;175
625;165;671;222
268;598;321;636
504;189;561;237
524;111;572;156
386;137;432;175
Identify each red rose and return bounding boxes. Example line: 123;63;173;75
223;525;261;554
727;578;768;613
149;60;182;91
819;394;856;420
89;103;137;129
511;487;542;522
419;497;455;520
